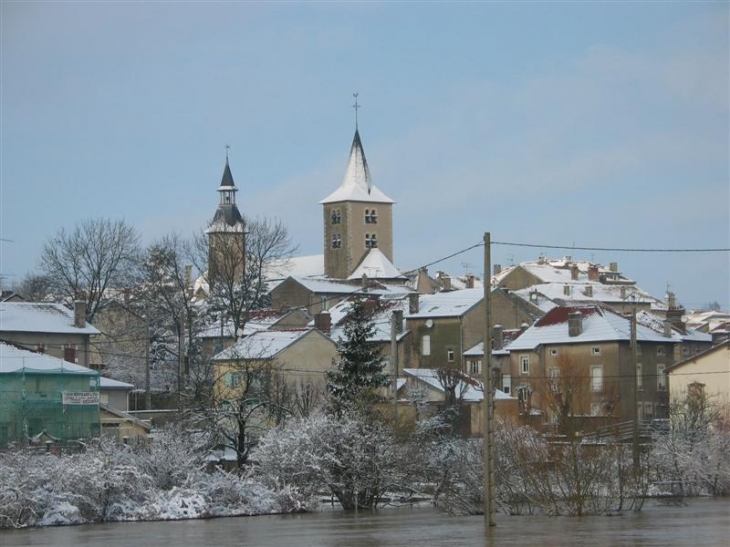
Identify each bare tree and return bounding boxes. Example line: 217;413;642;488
12;272;53;301
191;216;297;337
39;218;140;322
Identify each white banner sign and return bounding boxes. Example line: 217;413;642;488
62;391;100;405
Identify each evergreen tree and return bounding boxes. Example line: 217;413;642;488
326;298;389;406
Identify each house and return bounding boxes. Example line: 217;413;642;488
492;256;668;316
665;340;730;411
211;328;338;404
403;288;485;372
98;377;151;441
399;368;518;436
0;301;100;368
505;305;677;425
0;342;100;444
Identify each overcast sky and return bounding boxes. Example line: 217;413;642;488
1;1;728;310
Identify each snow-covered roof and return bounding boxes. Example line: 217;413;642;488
197;310;293;339
0;342;97;375
507;306;676;351
407;288;483;319
0;302;100;335
402;368;512;401
519;282;666;309
287;277;360;295
99;377;135;390
462;341;510;357
265;254;325;282
347;248;404;280
212;328;330;361
492;257;629;286
324;296;411;344
320;130;394;205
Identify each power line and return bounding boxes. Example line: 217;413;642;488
492;241;730;253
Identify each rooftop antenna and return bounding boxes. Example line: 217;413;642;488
352;92;360;130
507;254;514;266
225;144;230;162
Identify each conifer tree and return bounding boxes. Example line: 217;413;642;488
326;298;389;405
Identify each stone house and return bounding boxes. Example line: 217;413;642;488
505;305;677;425
665;340;730;411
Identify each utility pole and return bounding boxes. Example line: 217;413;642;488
391;310;399;423
482;232;496;527
178;317;185;413
144;311;151;410
631;299;640;472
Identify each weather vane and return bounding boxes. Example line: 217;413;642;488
225;144;230;161
352;92;360;129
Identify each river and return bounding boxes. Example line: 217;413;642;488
1;499;728;547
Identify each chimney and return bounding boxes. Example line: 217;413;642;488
408;293;419;314
314;311;331;334
393;309;404;335
466;274;475;289
520;322;530;333
74;301;86;328
663;320;673;338
538;254;547;265
584;285;594;298
571;265;579;281
492;324;504;351
568;311;583;337
361;273;368;290
588;265;599;282
667;291;677;309
609;262;618;273
493;264;502;276
620;286;627;299
441;275;452;291
563;285;571;296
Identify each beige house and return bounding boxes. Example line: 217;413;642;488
0;301;100;368
666;340;730;410
211;328;338;404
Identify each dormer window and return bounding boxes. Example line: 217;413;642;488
331;234;341;249
365;209;378;224
331;209;341;225
365;234;378;248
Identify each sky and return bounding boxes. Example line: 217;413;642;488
1;1;728;311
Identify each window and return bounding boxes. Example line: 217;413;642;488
644;402;654;418
422;335;431;356
330;209;341;225
549;367;560;392
591;402;603;417
682;346;690;357
591;346;601;356
657;364;666;391
36;344;45;354
590;365;603;392
365;208;378;224
636;363;643;390
469;360;482;375
657;346;665;357
365;233;378;248
520;355;530;374
502;374;511;395
550;349;558;357
64;346;77;364
224;372;241;388
447;349;455;362
331;234;341;249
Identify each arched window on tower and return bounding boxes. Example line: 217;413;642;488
365;209;378;224
332;234;341;249
365;234;378;249
331;209;341;225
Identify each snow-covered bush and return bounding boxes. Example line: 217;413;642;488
252;408;401;510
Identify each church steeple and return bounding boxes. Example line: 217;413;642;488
210;157;244;229
206;154;246;287
321;117;395;279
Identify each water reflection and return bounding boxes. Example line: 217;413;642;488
1;499;728;547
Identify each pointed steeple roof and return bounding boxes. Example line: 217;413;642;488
220;158;236;188
320;129;394;204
